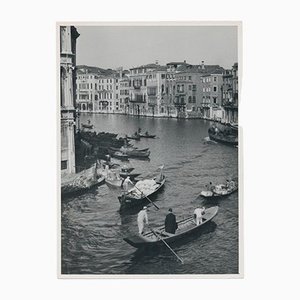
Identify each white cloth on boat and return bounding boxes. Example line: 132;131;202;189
137;209;148;234
129;179;159;197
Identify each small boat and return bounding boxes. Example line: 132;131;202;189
200;180;238;198
120;166;135;173
123;206;218;248
120;146;150;158
81;123;93;129
111;151;129;161
61;163;104;197
127;134;141;141
118;175;166;210
208;126;238;146
140;133;156;139
119;172;141;180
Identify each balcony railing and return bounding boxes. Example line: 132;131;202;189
129;97;146;103
173;100;186;106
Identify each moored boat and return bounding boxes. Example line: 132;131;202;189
118;175;166;210
61;163;104;197
120;146;150;158
81;123;93;129
127;134;141;141
208;125;238;146
123;206;218;248
140;133;156;138
119;172;141;180
110;150;129;161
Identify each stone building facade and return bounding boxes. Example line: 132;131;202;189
74;61;238;123
60;26;79;175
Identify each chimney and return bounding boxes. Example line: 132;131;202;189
184;60;186;63
201;61;205;70
155;60;158;65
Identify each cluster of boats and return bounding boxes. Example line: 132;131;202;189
62;122;239;260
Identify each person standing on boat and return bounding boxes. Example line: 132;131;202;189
194;207;205;225
156;165;164;182
122;176;133;191
165;208;178;234
137;206;149;235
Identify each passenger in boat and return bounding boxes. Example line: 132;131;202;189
137;206;149;235
225;179;230;189
145;131;149;136
229;180;236;190
193;207;205;225
164;208;178;235
123;176;133;191
208;182;214;192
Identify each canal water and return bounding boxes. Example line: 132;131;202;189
61;113;239;275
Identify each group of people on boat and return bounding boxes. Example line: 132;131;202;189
137;206;206;236
210;123;236;137
205;179;236;192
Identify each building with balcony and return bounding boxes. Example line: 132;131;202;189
201;70;224;120
222;63;238;123
60;26;79;175
76;68;100;112
128;64;159;116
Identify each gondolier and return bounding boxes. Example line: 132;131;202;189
122;176;133;191
137;206;149;235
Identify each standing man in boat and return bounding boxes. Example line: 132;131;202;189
137;206;149;235
193;207;205;225
164;208;178;235
156;165;164;183
122;176;133;191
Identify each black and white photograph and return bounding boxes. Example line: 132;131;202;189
59;23;241;276
3;0;300;298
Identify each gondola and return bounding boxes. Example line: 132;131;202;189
119;172;141;180
120;146;150;158
123;206;218;248
140;133;156;138
110;151;129;161
81;123;93;129
127;134;141;141
118;175;166;210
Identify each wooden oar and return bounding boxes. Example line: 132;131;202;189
134;185;159;210
148;226;184;264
